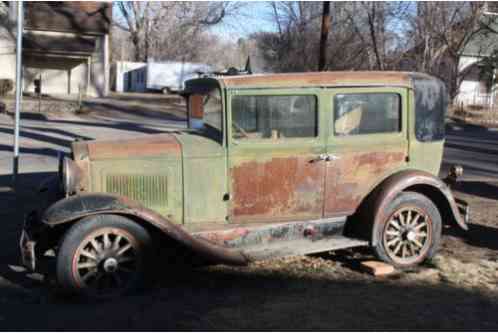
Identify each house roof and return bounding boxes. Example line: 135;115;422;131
23;33;96;55
24;2;112;35
217;71;415;89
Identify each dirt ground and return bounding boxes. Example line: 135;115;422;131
0;93;497;330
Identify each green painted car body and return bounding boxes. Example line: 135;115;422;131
21;71;469;271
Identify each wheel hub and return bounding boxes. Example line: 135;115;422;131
383;207;431;263
102;257;118;273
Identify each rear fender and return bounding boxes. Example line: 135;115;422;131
368;170;468;246
42;193;249;266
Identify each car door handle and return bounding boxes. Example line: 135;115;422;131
311;154;340;163
328;154;340;161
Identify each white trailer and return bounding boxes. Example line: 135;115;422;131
146;61;211;93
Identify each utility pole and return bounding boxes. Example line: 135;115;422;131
318;1;331;71
13;1;23;187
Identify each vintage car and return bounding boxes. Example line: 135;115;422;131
20;71;469;297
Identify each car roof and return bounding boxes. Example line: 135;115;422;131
214;71;424;89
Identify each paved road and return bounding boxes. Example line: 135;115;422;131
442;121;498;181
0;94;186;190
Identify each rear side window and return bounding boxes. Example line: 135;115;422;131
411;74;447;142
334;93;401;136
231;95;318;140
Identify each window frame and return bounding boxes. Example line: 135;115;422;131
329;87;407;143
227;88;323;146
186;82;225;145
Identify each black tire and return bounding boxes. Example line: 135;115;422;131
56;214;152;298
372;191;442;268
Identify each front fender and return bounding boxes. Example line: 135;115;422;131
42;193;249;266
370;170;468;246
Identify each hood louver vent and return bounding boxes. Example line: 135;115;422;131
105;174;168;207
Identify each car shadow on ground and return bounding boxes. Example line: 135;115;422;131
446;118;498;136
453;181;498;201
1;172;498;329
446;223;498;254
0;257;498;330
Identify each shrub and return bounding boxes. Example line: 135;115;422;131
0;79;13;96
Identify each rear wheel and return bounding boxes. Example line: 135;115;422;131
372;192;441;267
56;214;152;298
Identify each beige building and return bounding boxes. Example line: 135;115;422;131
0;2;111;98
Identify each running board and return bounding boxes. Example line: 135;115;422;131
194;217;369;262
241;236;368;261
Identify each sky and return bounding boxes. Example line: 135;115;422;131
113;1;278;42
208;2;278;40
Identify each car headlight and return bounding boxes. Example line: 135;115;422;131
58;152;82;196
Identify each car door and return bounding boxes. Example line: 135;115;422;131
324;87;409;217
227;88;327;223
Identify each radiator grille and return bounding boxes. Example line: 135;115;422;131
105;174;168;206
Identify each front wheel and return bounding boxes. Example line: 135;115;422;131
56;214;152;297
372;192;442;268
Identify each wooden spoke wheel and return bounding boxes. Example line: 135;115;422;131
372;192;442;267
57;215;151;298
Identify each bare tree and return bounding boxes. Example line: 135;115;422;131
254;1;373;72
404;2;498;99
0;1;15;40
318;1;331;71
114;2;241;63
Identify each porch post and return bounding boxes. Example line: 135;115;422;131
12;1;23;186
87;56;91;96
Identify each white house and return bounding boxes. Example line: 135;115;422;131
0;2;111;98
455;5;498;107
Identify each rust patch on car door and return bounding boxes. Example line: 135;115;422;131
230;156;325;223
324;150;406;216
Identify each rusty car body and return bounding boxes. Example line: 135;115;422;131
20;71;469;296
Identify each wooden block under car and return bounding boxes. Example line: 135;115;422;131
360;261;396;276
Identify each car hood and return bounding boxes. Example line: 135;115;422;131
72;131;224;161
76;133;182;160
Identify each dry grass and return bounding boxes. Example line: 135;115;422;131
431;255;498;291
449;104;498;125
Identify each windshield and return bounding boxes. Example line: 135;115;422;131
187;86;223;142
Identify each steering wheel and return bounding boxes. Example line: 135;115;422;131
232;121;249;138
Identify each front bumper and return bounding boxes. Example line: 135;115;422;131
19;212;41;271
20;228;36;271
19;173;63;272
455;197;470;225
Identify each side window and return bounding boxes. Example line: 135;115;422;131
334;93;401;136
231;95;317;140
187;88;223;142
